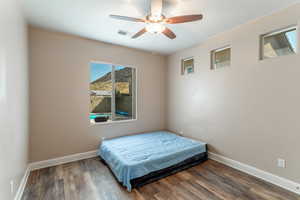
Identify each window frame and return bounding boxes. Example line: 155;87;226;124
89;61;138;125
211;45;231;70
181;57;194;75
260;25;298;60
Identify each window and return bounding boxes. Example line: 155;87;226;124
260;26;297;60
90;62;136;124
211;46;231;70
181;57;194;75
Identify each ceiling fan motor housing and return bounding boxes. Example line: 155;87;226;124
146;14;166;23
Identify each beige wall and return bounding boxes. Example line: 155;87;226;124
29;27;166;162
167;4;300;183
0;0;29;199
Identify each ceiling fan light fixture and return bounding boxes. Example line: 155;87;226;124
146;23;166;34
110;0;203;39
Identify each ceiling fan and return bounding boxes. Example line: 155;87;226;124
109;0;203;39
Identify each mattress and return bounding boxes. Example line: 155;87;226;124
98;131;207;191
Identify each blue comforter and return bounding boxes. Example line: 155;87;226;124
98;131;206;191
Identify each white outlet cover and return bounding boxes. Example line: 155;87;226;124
277;158;285;168
10;180;14;194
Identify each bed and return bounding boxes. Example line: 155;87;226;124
98;131;207;191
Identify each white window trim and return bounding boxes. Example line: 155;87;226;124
260;25;298;60
211;45;231;70
89;60;138;125
90;118;138;126
181;57;194;75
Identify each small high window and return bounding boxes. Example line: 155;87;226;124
211;46;231;70
181;57;194;75
90;62;136;124
260;26;297;60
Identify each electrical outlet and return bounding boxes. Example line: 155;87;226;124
277;158;285;168
10;180;14;195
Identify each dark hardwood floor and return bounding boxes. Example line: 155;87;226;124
22;157;300;200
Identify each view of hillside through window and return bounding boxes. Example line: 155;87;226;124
261;27;297;59
90;63;136;123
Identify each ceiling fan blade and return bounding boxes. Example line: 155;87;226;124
132;28;147;39
110;15;145;22
162;27;176;39
165;14;203;24
151;0;163;17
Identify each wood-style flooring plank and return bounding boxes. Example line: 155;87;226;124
21;158;300;200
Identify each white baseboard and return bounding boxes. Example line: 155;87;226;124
208;152;300;195
28;150;98;171
15;150;300;199
15;150;98;199
14;167;30;200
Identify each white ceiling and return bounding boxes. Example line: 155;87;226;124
24;0;300;55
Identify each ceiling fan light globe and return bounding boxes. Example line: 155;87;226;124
146;23;166;34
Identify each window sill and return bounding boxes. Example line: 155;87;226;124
259;52;297;61
90;119;137;126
